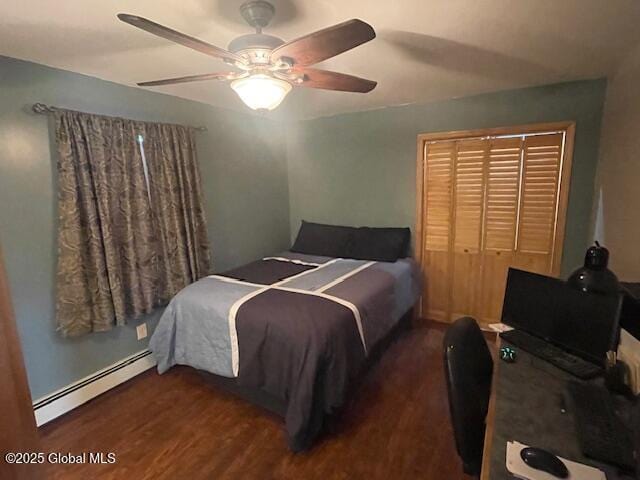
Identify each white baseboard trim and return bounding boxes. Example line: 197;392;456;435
33;349;157;426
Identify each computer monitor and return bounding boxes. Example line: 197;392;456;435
501;268;623;365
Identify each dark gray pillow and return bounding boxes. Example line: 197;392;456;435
291;221;411;262
290;221;354;258
347;227;411;262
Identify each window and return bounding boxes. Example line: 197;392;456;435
54;109;211;336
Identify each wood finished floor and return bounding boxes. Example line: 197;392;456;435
40;323;468;480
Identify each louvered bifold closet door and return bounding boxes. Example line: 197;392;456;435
421;141;455;321
450;139;487;321
478;137;523;323
513;133;565;275
418;126;571;325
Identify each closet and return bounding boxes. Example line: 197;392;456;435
415;123;575;325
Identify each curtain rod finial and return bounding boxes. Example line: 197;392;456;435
32;103;56;114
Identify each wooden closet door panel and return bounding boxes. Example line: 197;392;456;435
450;140;486;321
478;250;514;323
421;141;455;321
514;133;564;275
483;137;522;251
451;253;483;320
452;140;485;254
479;137;522;324
422;251;451;321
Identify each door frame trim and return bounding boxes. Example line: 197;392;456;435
0;245;43;479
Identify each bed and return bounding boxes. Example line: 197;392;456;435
149;222;421;451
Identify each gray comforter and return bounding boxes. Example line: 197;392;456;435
150;252;421;451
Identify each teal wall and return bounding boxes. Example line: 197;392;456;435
0;54;609;402
286;79;607;277
0;56;290;399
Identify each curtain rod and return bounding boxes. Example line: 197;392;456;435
31;103;208;132
425;130;564;145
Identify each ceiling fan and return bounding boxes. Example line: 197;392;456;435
118;1;377;111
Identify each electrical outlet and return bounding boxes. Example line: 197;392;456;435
136;322;148;340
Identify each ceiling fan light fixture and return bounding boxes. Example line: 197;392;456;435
119;6;377;111
230;74;292;111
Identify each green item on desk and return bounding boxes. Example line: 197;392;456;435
500;346;517;363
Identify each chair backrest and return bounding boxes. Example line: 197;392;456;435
443;317;494;476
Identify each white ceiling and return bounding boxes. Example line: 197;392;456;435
2;0;640;120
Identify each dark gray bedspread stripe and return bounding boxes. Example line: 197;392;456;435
219;259;316;285
235;288;365;451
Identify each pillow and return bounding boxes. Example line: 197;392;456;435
290;221;411;262
347;226;411;262
290;221;354;258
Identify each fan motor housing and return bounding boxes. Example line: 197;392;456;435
240;1;276;29
228;33;285;64
228;33;284;53
233;0;284;60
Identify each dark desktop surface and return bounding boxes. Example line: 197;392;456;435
485;269;637;479
486;343;636;480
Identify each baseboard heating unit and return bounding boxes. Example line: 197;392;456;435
33;349;156;426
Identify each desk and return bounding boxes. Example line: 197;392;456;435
480;341;635;480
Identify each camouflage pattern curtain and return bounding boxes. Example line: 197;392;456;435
54;109;210;337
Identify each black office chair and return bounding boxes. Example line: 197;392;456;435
443;317;494;477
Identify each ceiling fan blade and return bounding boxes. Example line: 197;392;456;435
270;19;375;66
117;13;246;66
137;72;239;87
296;68;377;93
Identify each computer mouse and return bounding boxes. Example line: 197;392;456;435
520;447;569;478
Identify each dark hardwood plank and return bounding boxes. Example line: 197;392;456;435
40;323;465;479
